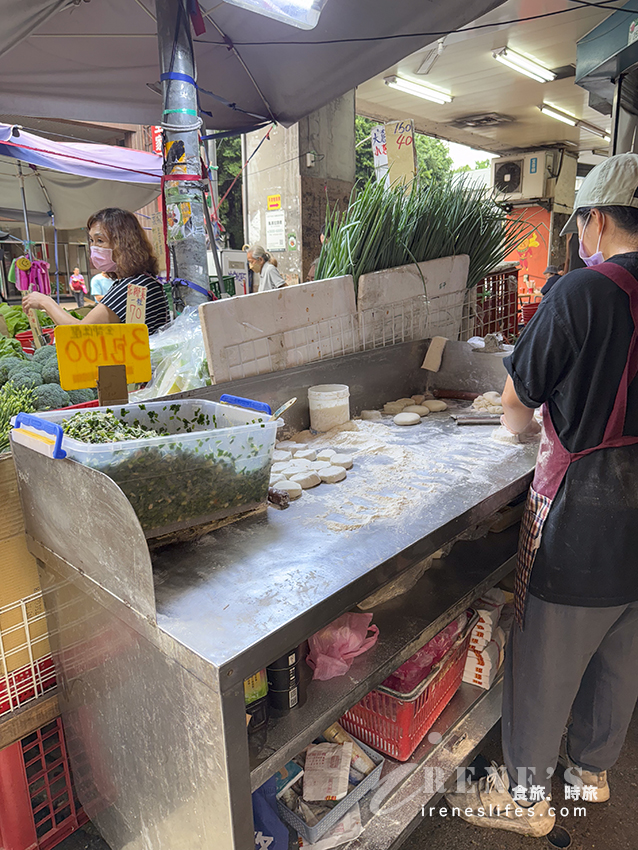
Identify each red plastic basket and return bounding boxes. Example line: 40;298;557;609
14;329;56;356
341;611;478;761
521;303;540;324
0;717;88;850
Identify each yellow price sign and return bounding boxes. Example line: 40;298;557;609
54;324;152;390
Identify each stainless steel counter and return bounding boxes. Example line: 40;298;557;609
11;341;538;850
151;414;536;684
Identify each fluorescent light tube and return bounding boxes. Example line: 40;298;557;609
384;75;452;104
539;104;577;126
493;48;555;83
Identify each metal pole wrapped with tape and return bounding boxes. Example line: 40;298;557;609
156;0;209;307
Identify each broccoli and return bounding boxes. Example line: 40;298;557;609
67;388;95;405
41;361;60;384
32;344;58;364
7;368;41;390
33;384;71;411
0;357;27;386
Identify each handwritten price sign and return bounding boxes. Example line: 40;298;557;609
371;120;416;188
55;324;152;390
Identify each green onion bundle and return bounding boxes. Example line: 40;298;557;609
314;174;533;295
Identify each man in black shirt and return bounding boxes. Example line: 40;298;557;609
447;153;638;836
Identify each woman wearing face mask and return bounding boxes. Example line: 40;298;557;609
447;153;638;835
22;208;169;334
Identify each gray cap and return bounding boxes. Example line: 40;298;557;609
560;152;638;235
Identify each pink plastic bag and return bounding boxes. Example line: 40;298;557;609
382;611;468;694
306;613;379;681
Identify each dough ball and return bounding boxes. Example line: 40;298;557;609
272;450;292;463
282;460;313;477
487;404;504;414
309;460;333;470
402;405;431;416
423;400;448;412
270;473;286;485
294;448;316;461
271;461;290;474
273;480;303;499
331;454;353;470
395;398;414;407
411;395;425;405
317;449;336;462
361;410;382;421
290;471;321;489
483;391;502;403
394;412;421;426
384;402;406;415
319;466;347;483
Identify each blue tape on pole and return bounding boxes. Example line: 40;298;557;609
160;71;197;86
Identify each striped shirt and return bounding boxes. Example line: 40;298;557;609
100;273;169;334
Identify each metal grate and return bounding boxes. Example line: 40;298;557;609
472;269;520;342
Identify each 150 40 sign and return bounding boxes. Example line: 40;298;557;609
55;324;152;390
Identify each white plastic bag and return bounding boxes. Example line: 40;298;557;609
130;307;211;401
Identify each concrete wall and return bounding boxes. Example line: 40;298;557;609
244;123;302;285
244;93;355;287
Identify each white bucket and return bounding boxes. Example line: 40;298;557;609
308;384;350;433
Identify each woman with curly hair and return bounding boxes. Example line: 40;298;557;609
23;208;169;334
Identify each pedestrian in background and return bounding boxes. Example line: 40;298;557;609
246;244;285;292
69;267;87;308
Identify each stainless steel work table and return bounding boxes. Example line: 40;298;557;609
12;341;538;850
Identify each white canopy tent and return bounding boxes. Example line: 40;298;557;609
0;123;162;230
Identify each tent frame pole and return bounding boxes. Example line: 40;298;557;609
156;0;209;307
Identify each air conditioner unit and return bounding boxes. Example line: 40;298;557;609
492;152;553;201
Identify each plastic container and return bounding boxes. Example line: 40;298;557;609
308;384;350;433
340;611;478;761
12;397;280;538
0;717;88;850
277;736;383;845
14;328;56;356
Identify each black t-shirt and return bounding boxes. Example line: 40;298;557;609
100;273;169;335
540;273;561;296
505;253;638;607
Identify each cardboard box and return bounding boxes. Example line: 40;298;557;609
0;455;50;673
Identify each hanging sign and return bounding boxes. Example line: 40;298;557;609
151;126;163;156
55;324;152;390
267;194;282;210
372;120;416;188
126;283;147;324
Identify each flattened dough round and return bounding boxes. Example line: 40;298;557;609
294;448;317;461
331;453;353;469
317;449;336;462
272;450;293;462
402;405;431;416
422;399;448;412
384;402;405;415
394;412;421;426
319;465;347;483
361;410;382;421
290;471;321;489
274;480;303;499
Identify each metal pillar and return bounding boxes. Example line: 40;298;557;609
156;0;209;306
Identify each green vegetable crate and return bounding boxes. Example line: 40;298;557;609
12;397;280;539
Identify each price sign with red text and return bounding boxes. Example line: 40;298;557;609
54;324;152;390
125;283;147;324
